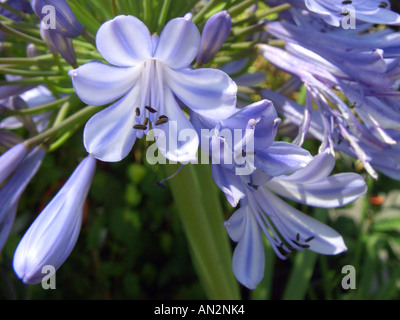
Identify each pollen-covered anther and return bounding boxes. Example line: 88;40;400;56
133;124;147;130
145;106;157;113
154;115;169;126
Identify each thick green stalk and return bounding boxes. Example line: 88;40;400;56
165;163;240;300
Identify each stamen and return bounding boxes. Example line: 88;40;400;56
247;182;258;190
154;116;169;126
133;124;147;130
145;106;157;113
305;236;315;243
155;164;185;189
378;1;388;8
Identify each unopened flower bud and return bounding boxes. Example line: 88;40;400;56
196;10;232;66
31;0;83;38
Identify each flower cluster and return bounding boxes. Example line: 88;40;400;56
0;0;398;296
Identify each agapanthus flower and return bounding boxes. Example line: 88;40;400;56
13;154;96;285
258;36;399;178
224;151;367;289
280;0;400;26
0;146;46;253
70;14;237;162
264;88;400;180
191;99;312;206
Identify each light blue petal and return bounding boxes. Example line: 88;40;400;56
257;188;347;255
255;141;312;177
223;204;247;242
69;61;141;106
211;164;246;207
165;67;237;119
266;172;367;208
278;152;335;183
96;15;152;67
83;86;140;162
153;89;199;163
154;15;200;69
231;205;265;290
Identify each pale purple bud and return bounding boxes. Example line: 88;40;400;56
40;21;77;66
0;143;28;186
26;44;42;58
196;10;232;66
31;0;83;38
0;146;46;253
13;154;96;285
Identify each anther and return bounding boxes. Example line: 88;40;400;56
296;233;300;242
135;107;140;117
305;236;315;243
154;116;169;126
342;0;352;4
378;1;388;8
145;106;157;113
133;124;147;130
154;181;167;190
247;182;259;190
143;117;149;126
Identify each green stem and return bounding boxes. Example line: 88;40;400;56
192;0;220;24
0;67;59;77
164;163;240;300
0;22;45;47
227;0;259;17
156;0;171;34
233;3;292;26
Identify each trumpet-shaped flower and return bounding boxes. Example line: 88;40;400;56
191;100;312;206
13;154;96;285
224;151;367;289
282;0;400;26
70;14;237;163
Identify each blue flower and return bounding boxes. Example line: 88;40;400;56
284;0;400;26
258;31;400;178
13;154;96;285
224;151;367;289
0;146;46;253
191;100;312;206
70;14;237;163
